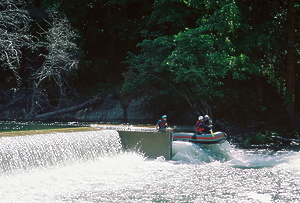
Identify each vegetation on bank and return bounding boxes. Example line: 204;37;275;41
0;0;299;138
232;130;300;149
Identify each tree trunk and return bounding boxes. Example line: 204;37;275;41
286;0;296;128
120;98;131;123
34;95;103;120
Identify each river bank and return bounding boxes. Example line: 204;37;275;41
1;88;300;150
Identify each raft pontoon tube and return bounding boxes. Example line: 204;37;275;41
172;131;226;144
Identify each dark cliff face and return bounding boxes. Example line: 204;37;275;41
0;89;155;122
0;88;183;123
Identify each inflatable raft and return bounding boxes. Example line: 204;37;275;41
172;131;226;144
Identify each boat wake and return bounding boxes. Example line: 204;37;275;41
172;141;232;164
172;140;300;168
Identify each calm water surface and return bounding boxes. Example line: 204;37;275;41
0;123;299;203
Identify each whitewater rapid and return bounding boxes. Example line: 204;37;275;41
0;130;299;202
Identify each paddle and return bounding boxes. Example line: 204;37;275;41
210;129;215;137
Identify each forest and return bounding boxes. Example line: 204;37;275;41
0;0;299;135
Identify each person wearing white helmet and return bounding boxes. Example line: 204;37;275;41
156;115;168;131
195;115;210;134
203;115;213;130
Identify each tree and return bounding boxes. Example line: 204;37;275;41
29;12;80;115
125;0;254;118
0;0;33;86
235;0;299;126
0;0;81;118
124;0;299;125
286;0;296;128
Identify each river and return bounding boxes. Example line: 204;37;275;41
0;122;299;202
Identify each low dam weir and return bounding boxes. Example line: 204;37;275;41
91;124;173;160
0;126;172;174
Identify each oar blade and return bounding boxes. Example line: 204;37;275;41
210;129;215;137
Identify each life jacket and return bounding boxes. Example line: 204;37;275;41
195;120;210;132
204;119;212;126
195;120;205;132
158;119;167;128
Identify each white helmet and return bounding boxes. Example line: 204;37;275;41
198;116;203;120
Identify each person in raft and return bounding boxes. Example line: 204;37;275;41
203;115;213;130
156;115;168;131
195;116;210;134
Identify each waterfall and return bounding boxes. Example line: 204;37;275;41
0;130;122;174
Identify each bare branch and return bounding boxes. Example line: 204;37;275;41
0;0;33;86
29;11;80;115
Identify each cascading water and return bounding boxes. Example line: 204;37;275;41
0;129;299;202
0;130;122;174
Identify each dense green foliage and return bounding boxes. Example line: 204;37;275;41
124;0;299;125
0;0;299;127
